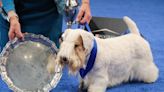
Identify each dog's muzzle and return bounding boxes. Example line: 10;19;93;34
60;56;69;65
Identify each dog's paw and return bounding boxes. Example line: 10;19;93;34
79;81;88;92
78;87;88;92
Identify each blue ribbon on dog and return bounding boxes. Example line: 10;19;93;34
78;23;98;79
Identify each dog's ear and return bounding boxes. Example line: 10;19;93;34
74;35;86;65
59;32;64;44
62;29;71;40
79;30;94;55
59;29;72;44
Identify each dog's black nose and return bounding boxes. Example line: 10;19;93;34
62;57;67;62
60;56;68;64
60;57;68;65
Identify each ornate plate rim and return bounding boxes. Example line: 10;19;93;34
0;33;62;92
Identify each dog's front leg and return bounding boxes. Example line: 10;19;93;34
78;80;88;92
88;84;107;92
88;79;107;92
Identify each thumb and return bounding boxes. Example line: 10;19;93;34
8;29;15;40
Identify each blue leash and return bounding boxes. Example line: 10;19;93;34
78;22;92;32
78;23;98;79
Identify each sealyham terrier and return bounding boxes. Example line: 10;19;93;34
47;16;159;92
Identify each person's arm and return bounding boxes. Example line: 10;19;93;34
2;0;15;13
76;0;91;24
1;0;23;40
2;0;18;22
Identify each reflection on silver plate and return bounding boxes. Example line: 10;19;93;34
0;33;62;92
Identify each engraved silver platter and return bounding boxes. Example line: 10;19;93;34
0;33;62;92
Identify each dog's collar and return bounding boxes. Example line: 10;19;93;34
79;38;97;79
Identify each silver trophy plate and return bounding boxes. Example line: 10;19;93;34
0;33;62;92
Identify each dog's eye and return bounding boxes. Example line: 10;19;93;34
74;44;79;48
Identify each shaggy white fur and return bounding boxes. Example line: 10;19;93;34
49;16;159;92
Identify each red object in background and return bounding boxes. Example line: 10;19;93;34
0;1;2;7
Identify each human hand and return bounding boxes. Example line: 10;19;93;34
8;16;23;40
76;1;92;24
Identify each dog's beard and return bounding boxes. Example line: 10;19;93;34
68;58;81;75
47;54;57;74
59;53;83;75
57;51;86;75
67;49;86;75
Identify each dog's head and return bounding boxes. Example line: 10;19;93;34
56;29;94;74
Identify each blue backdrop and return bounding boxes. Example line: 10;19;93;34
1;0;164;92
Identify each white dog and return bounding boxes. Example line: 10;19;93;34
47;16;159;92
